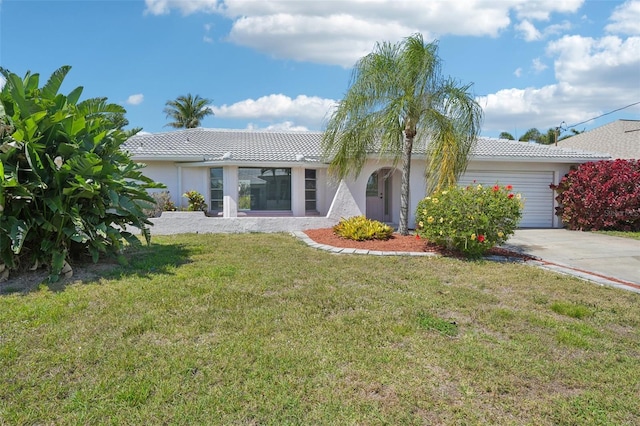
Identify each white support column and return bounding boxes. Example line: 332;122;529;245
223;166;238;218
291;167;305;217
177;166;183;209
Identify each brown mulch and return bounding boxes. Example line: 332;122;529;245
304;228;535;261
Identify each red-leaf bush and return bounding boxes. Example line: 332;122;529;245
550;160;640;231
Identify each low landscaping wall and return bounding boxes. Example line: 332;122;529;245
144;180;363;235
148;212;338;234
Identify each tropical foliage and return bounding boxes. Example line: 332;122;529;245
0;66;162;281
322;33;483;235
333;215;393;241
164;93;213;129
183;190;207;212
499;127;583;144
550;159;640;231
416;184;523;257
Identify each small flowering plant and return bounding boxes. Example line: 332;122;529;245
415;183;523;258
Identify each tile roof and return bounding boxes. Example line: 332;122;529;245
555;119;640;159
124;128;325;163
123;128;611;164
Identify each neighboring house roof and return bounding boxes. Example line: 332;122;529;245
555;119;640;159
123;128;610;165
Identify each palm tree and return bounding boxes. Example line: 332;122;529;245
518;128;543;144
164;94;213;129
322;33;483;235
499;131;515;140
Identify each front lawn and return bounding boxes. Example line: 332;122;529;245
1;233;638;425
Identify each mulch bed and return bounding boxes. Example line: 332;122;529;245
304;228;535;261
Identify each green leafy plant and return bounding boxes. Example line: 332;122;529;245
416;183;523;258
333;215;393;241
0;66;163;281
183;190;207;212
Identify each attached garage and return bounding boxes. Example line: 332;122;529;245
459;171;555;228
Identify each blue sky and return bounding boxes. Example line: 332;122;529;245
1;0;639;139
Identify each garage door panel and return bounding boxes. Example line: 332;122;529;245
459;171;554;228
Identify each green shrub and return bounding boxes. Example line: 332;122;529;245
0;66;163;281
183;190;207;212
144;191;177;217
416;184;523;258
333;215;393;241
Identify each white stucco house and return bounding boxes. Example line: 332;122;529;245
122;128;610;234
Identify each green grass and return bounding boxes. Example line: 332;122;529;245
596;230;640;240
1;233;639;425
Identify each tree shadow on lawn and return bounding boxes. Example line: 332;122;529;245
0;242;193;295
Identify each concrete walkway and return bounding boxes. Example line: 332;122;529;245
503;229;640;293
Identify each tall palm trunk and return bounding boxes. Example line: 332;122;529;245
398;132;414;235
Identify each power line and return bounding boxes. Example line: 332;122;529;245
564;101;640;130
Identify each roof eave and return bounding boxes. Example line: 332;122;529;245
130;155;206;162
169;160;329;168
470;155;611;163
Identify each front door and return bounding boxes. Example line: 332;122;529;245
366;169;391;223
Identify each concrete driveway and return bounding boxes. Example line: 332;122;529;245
504;229;640;293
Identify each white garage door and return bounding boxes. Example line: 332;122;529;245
459;171;555;228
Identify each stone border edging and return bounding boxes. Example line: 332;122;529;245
292;231;640;294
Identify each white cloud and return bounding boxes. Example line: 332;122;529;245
247;121;310;132
512;0;584;21
144;0;220;16
126;93;144;105
516;20;542;41
547;34;640;88
532;58;548;73
211;94;337;129
479;85;591;134
203;23;214;43
143;0;586;67
544;20;572;37
606;0;640;35
514;67;522;77
516;19;573;42
480;33;640;133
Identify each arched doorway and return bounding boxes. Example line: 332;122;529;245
366;168;393;223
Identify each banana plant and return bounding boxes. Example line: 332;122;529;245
0;66;163;282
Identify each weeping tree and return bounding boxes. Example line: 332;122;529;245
164;93;213;129
0;66;163;282
322;33;483;235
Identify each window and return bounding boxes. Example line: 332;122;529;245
238;168;291;211
305;169;317;212
210;168;223;212
366;172;378;197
